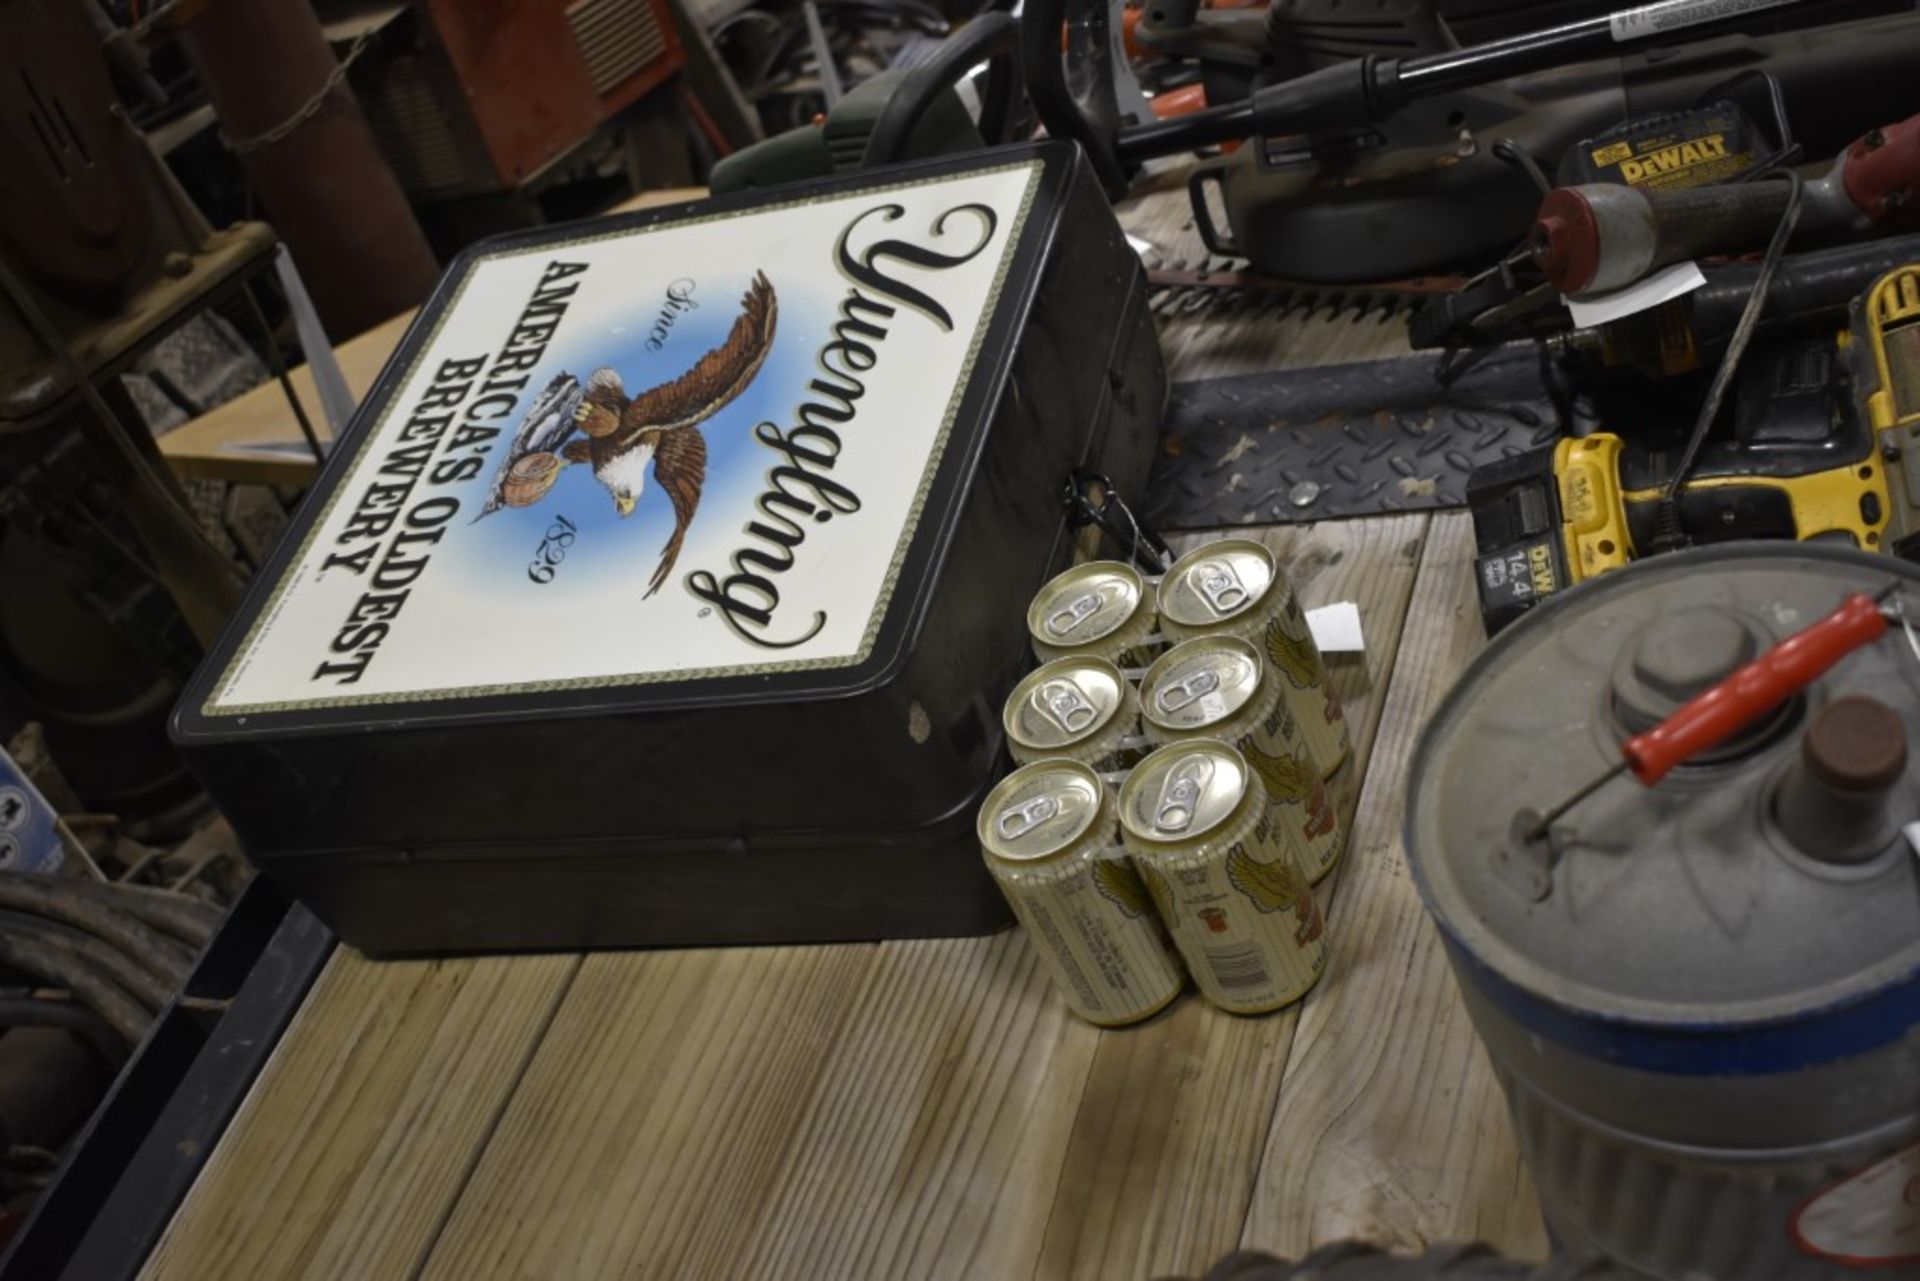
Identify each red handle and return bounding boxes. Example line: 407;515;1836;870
1623;594;1888;784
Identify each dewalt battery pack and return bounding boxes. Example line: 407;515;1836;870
1467;333;1892;635
1558;101;1760;192
171;143;1167;953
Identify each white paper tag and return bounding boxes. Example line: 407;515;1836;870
1609;0;1798;42
1792;1141;1920;1265
1565;261;1707;329
1306;601;1365;653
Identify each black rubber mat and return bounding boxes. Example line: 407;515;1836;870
1144;345;1599;530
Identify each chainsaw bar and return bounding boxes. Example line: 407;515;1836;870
1147;267;1469;296
1145;265;1469;321
1142;344;1598;529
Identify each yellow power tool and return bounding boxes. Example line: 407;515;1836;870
1468;266;1918;632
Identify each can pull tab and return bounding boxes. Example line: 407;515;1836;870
997;794;1060;841
1037;679;1099;734
1191;561;1248;615
1155;756;1216;834
1046;590;1104;637
1155;669;1220;714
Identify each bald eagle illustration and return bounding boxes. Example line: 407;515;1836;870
477;272;779;597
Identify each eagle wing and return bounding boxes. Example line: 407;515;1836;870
473;374;585;519
1243;741;1315;805
623;273;778;435
1225;847;1322;942
1263;609;1319;690
1092;857;1152;919
645;427;707;598
1225;847;1303;915
1137;862;1176;924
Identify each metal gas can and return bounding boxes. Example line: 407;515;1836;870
1406;545;1920;1279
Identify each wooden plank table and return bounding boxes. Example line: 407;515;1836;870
140;179;1547;1280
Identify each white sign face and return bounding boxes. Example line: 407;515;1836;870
207;161;1042;715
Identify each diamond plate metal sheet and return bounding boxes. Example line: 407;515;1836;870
1143;345;1598;530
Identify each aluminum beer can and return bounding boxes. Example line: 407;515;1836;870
1027;561;1161;667
1117;740;1327;1015
978;760;1186;1027
1003;656;1147;771
1155;539;1349;777
1138;636;1345;883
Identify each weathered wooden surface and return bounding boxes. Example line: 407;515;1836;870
1241;514;1545;1259
143;180;1543;1280
421;946;870;1280
141;951;579;1281
729;518;1427;1281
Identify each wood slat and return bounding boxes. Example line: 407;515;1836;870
735;517;1428;1281
140;950;578;1281
1036;515;1428;1279
417;944;869;1281
740;932;1101;1280
1239;513;1548;1257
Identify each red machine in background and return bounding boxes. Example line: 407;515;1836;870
328;0;687;197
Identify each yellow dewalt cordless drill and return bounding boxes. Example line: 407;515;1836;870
1469;266;1920;632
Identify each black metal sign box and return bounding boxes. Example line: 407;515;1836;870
171;144;1166;953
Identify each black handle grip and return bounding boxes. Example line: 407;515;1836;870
1644;181;1796;270
1187;161;1241;257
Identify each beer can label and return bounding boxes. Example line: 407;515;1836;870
1136;809;1326;1015
981;761;1185;1027
998;854;1186;1026
1239;696;1344;883
1262;602;1349;778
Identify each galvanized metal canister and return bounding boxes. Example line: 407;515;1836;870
1156;539;1349;777
1028;561;1161;666
1139;636;1345;883
1003;656;1147;770
1405;546;1920;1280
1118;740;1326;1015
978;761;1185;1027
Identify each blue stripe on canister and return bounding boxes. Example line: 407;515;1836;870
1440;934;1920;1077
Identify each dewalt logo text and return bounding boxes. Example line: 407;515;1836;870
1619;135;1728;184
1527;543;1555;596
